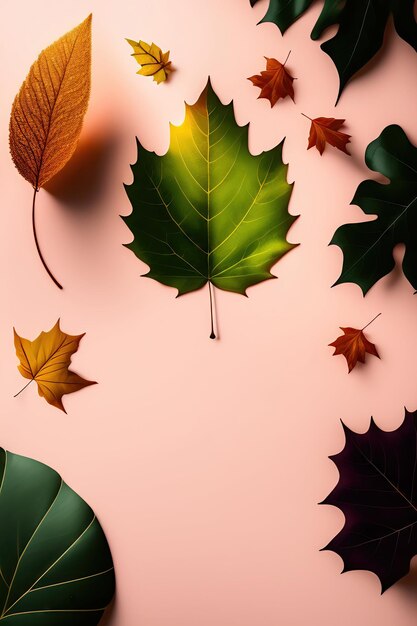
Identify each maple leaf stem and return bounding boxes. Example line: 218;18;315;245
301;112;312;121
32;188;63;290
208;281;216;340
283;50;291;66
13;378;34;398
361;312;382;331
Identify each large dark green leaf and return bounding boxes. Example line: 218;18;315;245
0;448;115;625
331;125;417;295
123;81;296;316
320;0;390;102
250;0;417;101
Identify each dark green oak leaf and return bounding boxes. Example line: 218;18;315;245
331;124;417;295
0;448;115;625
250;0;417;101
123;81;296;332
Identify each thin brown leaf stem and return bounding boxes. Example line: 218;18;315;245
283;50;291;66
13;378;34;398
32;188;63;289
361;312;382;331
208;282;216;340
301;112;312;121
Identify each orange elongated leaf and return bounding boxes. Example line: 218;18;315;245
14;320;96;412
10;15;92;189
126;39;172;84
248;55;295;106
303;114;351;155
329;313;381;372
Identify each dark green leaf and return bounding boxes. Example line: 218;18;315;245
391;0;417;52
331;125;417;294
320;0;390;102
0;448;115;625
123;82;296;299
252;0;314;33
311;0;345;40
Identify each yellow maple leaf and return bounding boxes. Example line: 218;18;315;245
14;320;96;413
126;39;172;84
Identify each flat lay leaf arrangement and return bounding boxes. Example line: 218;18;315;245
123;81;297;338
5;0;417;613
126;39;172;83
250;0;417;101
331;125;417;295
14;321;96;413
9;15;92;289
322;409;417;592
0;447;115;624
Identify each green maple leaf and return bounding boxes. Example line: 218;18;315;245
250;0;417;101
331;125;417;295
123;81;297;337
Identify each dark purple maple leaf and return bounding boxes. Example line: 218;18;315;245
322;409;417;592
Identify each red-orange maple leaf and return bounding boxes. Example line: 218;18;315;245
248;54;295;107
303;115;351;155
329;314;381;373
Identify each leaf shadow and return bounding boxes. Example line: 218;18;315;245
100;596;117;625
384;244;406;290
396;557;417;604
45;127;118;213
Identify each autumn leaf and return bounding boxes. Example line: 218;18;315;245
248;54;295;106
123;80;297;338
329;313;380;372
331;125;417;295
126;39;172;84
14;320;96;412
322;409;417;592
9;15;92;289
303;115;350;155
250;0;417;102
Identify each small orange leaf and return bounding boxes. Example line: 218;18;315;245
126;39;172;84
9;15;92;189
14;320;96;412
248;54;295;106
303;115;351;155
329;314;381;373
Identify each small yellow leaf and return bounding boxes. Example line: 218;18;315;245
126;38;172;84
14;320;96;413
9;15;92;189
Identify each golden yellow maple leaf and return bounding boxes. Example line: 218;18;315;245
9;15;92;189
126;39;172;84
14;320;96;413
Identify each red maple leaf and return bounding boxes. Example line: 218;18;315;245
329;313;381;372
303;114;351;155
248;53;295;107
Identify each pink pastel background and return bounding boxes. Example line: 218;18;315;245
2;1;417;624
